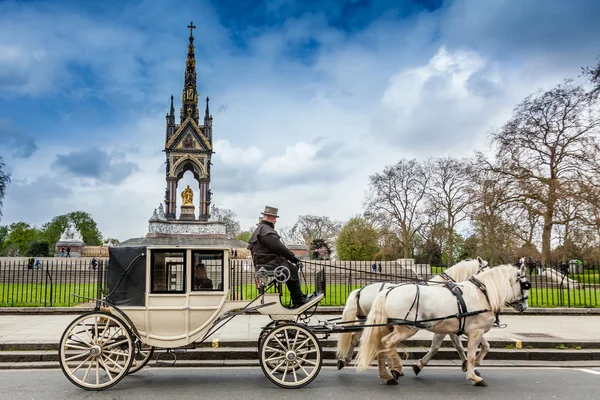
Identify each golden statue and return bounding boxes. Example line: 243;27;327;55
181;185;194;205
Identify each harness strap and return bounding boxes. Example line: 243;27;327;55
440;272;455;282
355;287;365;318
444;281;468;335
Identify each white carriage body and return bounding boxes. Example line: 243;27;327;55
108;245;321;348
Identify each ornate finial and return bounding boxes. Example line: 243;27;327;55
205;96;210;119
188;21;196;38
181;23;199;124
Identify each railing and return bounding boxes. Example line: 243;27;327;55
229;260;600;308
0;259;106;307
1;258;598;308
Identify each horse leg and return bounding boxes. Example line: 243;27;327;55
412;333;445;376
376;353;397;385
474;336;490;368
337;330;360;370
382;326;417;383
466;330;486;386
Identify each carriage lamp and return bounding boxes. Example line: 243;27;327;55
256;267;269;295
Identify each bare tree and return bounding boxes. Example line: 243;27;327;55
467;165;520;265
291;215;342;252
210;205;241;239
487;81;600;263
364;159;429;258
425;157;474;266
278;225;304;246
582;55;600;99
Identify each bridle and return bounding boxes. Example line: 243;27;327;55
504;272;531;310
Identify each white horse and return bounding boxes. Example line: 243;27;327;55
354;264;530;387
336;257;489;375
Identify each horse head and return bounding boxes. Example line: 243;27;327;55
505;264;531;312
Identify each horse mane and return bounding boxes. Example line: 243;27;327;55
444;259;482;282
470;264;517;313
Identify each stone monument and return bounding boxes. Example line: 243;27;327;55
119;23;245;249
55;221;85;257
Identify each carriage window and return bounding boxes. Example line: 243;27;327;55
151;250;186;293
191;250;224;291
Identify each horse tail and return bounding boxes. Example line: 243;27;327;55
355;291;389;372
336;289;360;361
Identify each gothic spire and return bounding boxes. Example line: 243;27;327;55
180;22;199;124
204;96;210;120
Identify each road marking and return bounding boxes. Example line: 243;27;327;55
577;368;600;375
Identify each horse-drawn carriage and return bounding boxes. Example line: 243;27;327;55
58;244;326;390
58;244;530;391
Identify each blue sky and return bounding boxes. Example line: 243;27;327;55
1;0;599;240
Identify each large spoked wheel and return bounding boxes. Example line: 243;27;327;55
59;311;134;391
128;340;155;374
259;323;322;389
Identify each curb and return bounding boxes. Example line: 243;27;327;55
3;338;600;352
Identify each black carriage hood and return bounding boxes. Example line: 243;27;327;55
106;246;146;307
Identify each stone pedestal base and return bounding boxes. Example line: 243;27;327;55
55;242;85;258
179;205;196;220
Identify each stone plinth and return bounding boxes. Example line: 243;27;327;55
147;220;227;238
179;205;196;220
55;242;84;258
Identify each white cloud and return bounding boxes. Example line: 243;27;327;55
1;0;599;241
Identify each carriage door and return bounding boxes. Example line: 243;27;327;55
146;249;188;345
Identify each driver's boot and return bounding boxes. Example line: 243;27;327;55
287;280;315;308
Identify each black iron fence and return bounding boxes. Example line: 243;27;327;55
228;259;600;308
0;259;106;307
1;258;598;308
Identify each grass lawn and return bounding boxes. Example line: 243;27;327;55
0;284;99;307
232;284;600;308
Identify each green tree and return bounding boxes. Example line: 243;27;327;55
235;231;252;243
2;222;41;255
336;217;379;261
40;211;103;250
27;241;50;257
0;157;10;220
0;225;8;251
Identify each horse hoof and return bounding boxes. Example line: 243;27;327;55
337;360;345;370
474;380;488;387
412;364;421;376
475;369;481;377
461;360;467;372
392;370;404;380
386;378;399;386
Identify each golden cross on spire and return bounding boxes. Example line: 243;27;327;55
187;21;196;37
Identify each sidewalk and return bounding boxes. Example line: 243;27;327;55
1;313;599;346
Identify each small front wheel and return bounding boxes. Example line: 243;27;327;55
259;323;322;388
58;311;134;391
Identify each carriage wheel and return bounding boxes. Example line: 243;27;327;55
259;323;322;389
128;341;155;374
260;326;308;374
104;338;155;375
59;311;134;391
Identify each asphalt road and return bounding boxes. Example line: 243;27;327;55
0;367;598;400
